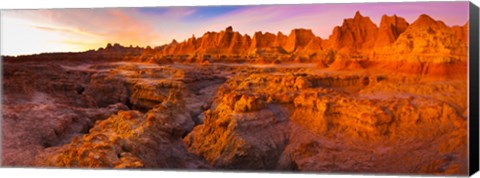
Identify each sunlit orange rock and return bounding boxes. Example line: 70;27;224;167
374;14;409;48
328;11;378;51
372;14;467;79
35;90;207;169
1;11;469;175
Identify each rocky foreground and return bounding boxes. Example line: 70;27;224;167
1;12;468;175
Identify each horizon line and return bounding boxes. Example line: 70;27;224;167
1;7;469;56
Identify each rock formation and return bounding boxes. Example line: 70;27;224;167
328;11;379;51
1;11;470;176
183;70;467;174
35;91;208;169
371;14;468;79
374;14;409;48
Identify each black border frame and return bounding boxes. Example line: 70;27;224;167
469;1;479;176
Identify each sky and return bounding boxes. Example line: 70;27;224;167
0;1;469;56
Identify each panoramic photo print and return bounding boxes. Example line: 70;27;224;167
1;1;471;176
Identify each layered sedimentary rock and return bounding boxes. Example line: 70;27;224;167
371;14;468;79
184;70;467;174
1;11;469;176
328;11;379;51
153;27;325;63
2;60;468;175
374;14;409;48
2;62;225;167
283;29;319;53
452;23;469;43
3;12;466;80
3;11;467;75
2;102;127;166
378;14;467;56
35;90;208;169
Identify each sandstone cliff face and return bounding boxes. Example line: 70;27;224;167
145;27;325;64
328;11;378;51
383;14;467;56
371;14;468;79
327;51;365;70
274;32;288;48
452;22;468;43
228;31;251;54
283;29;318;53
249;31;279;54
374;15;409;48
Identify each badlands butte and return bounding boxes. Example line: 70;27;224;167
1;12;469;175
